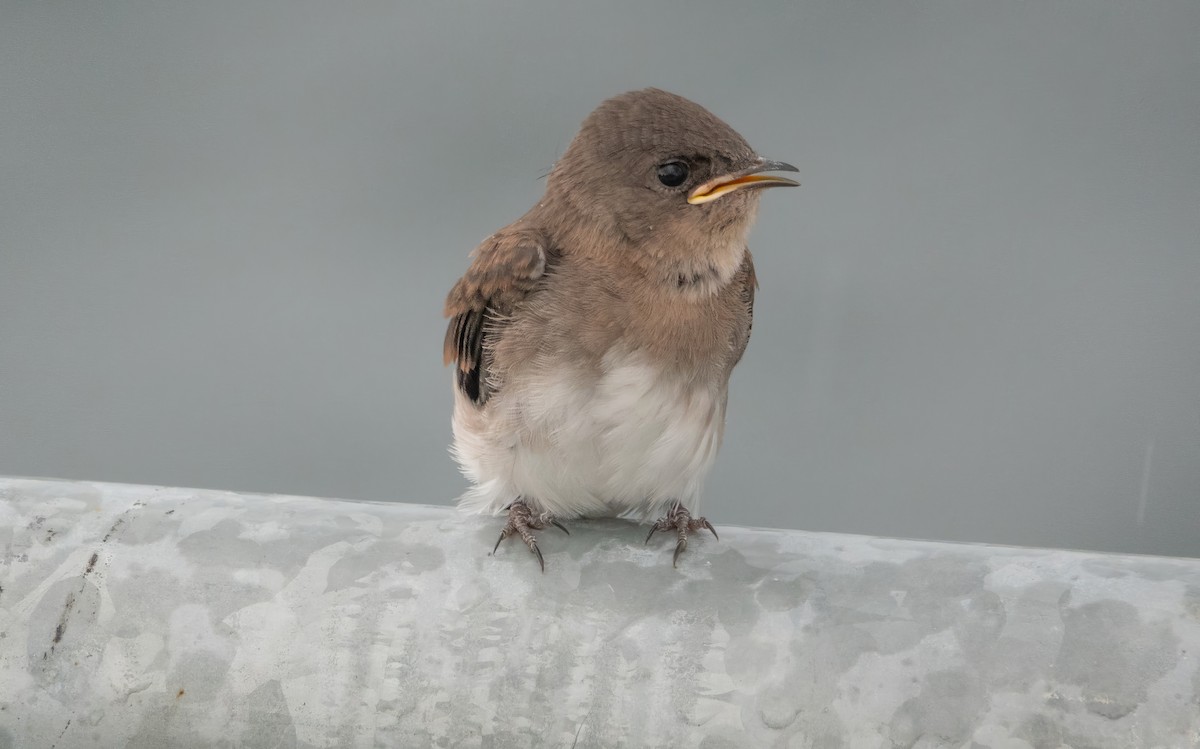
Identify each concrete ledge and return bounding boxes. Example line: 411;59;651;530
1;478;1198;748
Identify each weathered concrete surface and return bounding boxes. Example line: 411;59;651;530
1;478;1198;748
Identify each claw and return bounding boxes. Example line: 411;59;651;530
646;502;719;566
673;538;687;568
491;499;561;572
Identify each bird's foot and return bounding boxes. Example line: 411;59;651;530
645;501;719;567
492;499;569;572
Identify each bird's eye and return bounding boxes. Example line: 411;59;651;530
656;161;689;188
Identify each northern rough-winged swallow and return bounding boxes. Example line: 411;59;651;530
443;88;797;570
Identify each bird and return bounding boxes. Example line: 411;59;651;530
442;88;797;570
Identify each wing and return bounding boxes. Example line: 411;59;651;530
730;249;757;367
443;225;550;405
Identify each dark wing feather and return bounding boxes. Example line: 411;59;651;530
731;249;757;366
443;226;550;405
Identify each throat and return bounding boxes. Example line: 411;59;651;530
665;246;745;297
674;265;722;291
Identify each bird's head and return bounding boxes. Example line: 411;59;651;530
545;88;797;287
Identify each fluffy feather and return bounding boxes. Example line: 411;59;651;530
452;350;726;520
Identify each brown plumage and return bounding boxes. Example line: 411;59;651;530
443;226;552;403
442;88;797;569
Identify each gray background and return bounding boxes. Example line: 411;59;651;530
2;1;1198;557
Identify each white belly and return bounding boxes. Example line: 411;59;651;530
452;352;728;519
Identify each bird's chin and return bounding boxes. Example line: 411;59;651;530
704;192;759;232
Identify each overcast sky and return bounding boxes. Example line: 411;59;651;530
2;1;1198;556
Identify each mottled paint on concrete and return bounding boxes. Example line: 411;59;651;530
1;478;1198;748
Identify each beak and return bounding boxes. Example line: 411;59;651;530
687;158;800;205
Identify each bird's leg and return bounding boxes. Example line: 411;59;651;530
492;498;569;573
645;500;719;567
